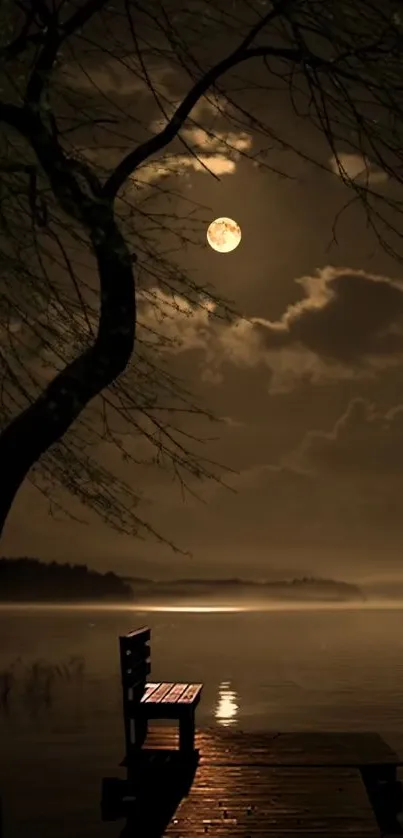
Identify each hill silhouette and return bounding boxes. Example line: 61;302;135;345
0;560;364;603
122;575;365;602
0;557;134;602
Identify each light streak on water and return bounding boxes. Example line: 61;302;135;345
2;599;403;613
214;681;239;727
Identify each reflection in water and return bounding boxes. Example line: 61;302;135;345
3;600;403;613
215;681;239;727
138;605;245;613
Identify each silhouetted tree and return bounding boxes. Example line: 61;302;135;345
0;556;133;600
0;0;402;546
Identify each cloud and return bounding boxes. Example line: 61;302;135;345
329;152;388;185
253;267;403;361
150;122;251;153
129;126;252;185
191;397;403;550
138;289;215;352
296;398;403;480
133;152;237;184
137;288;268;384
183;127;251;153
138;267;403;391
219;415;246;428
79;145;238;181
79;121;251;186
61;52;249;184
248;267;403;389
195;458;371;549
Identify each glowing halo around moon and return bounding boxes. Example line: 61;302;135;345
207;217;242;253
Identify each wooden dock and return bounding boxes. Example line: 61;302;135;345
105;726;403;836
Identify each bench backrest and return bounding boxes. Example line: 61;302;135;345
119;626;151;703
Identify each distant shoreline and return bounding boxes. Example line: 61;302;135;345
0;557;134;603
123;575;366;603
0;560;366;604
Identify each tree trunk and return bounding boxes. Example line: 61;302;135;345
0;215;136;539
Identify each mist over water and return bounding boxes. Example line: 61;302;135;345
2;596;403;611
135;597;403;612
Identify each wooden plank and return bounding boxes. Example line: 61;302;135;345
142;682;175;703
164;764;380;837
177;684;203;704
160;684;189;704
203;730;399;767
139;727;400;767
122;728;402;834
140;682;160;702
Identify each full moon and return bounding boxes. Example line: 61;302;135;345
207;217;242;253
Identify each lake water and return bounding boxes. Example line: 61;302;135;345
2;601;403;836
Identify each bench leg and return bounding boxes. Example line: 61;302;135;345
179;711;195;752
134;716;148;748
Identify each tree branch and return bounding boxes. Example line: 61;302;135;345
103;29;395;201
102;44;304;200
0;102;104;222
237;0;295;52
61;0;110;39
25;0;111;106
1;2;38;61
0;211;136;535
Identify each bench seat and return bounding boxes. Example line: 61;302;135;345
141;682;203;707
130;682;203;748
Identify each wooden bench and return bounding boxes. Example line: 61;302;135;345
119;627;203;757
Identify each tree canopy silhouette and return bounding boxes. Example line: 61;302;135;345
0;556;133;600
0;0;402;548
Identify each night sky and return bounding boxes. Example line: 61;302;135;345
3;1;403;586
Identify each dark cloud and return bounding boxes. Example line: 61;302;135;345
143;268;403;392
329;152;388;186
297;397;403;478
253;267;403;366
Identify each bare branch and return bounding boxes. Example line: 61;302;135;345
25;0;111;106
103;43;304;199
